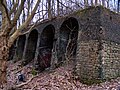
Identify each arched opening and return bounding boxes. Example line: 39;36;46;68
59;17;79;61
8;40;17;61
25;30;38;64
16;35;26;61
37;25;55;71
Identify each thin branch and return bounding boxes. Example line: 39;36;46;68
20;12;47;35
0;0;11;25
8;0;41;47
11;0;26;26
8;0;19;16
20;0;41;29
65;25;76;64
57;0;74;12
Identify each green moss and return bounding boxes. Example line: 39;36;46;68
71;5;117;17
72;6;96;16
31;68;37;76
79;78;104;85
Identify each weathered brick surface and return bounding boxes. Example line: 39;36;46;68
75;40;101;79
75;40;120;81
102;40;120;79
75;7;120;82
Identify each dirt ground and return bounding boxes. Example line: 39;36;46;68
4;60;120;90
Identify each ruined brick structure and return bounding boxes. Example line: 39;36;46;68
9;6;120;83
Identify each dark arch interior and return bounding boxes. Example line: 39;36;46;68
8;40;17;61
37;25;55;71
59;17;79;61
25;30;38;64
16;35;26;61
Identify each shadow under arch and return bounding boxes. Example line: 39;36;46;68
37;24;55;71
15;35;26;61
59;17;79;62
8;40;17;61
24;29;38;65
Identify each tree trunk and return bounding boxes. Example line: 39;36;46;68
0;35;8;86
91;0;93;6
95;0;98;6
57;0;60;16
0;0;41;88
102;0;105;7
118;0;120;12
107;0;109;8
84;0;89;8
48;0;52;19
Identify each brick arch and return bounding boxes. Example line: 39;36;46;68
37;24;55;71
15;35;26;61
59;17;79;61
24;29;38;65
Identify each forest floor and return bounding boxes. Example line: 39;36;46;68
4;60;120;90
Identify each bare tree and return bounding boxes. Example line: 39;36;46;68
95;0;98;6
102;0;105;6
84;0;89;8
0;0;41;86
57;0;60;16
91;0;94;6
117;0;120;12
48;0;52;19
106;0;110;8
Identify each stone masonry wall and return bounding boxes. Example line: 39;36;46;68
75;36;120;83
102;40;120;79
75;6;120;83
75;40;101;80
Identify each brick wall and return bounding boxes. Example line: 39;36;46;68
75;39;120;82
74;7;120;83
75;40;101;79
102;40;120;79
